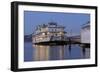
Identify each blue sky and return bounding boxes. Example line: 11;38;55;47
24;11;90;35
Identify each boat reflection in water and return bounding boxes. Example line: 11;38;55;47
31;43;90;61
24;22;90;61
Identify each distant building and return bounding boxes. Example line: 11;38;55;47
32;22;67;43
81;21;90;44
68;35;80;43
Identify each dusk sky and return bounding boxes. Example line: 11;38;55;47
24;11;90;35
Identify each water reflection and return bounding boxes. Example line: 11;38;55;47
33;45;50;61
30;43;90;61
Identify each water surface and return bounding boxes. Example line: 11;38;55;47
24;42;90;61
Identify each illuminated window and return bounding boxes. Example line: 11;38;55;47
42;33;45;35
